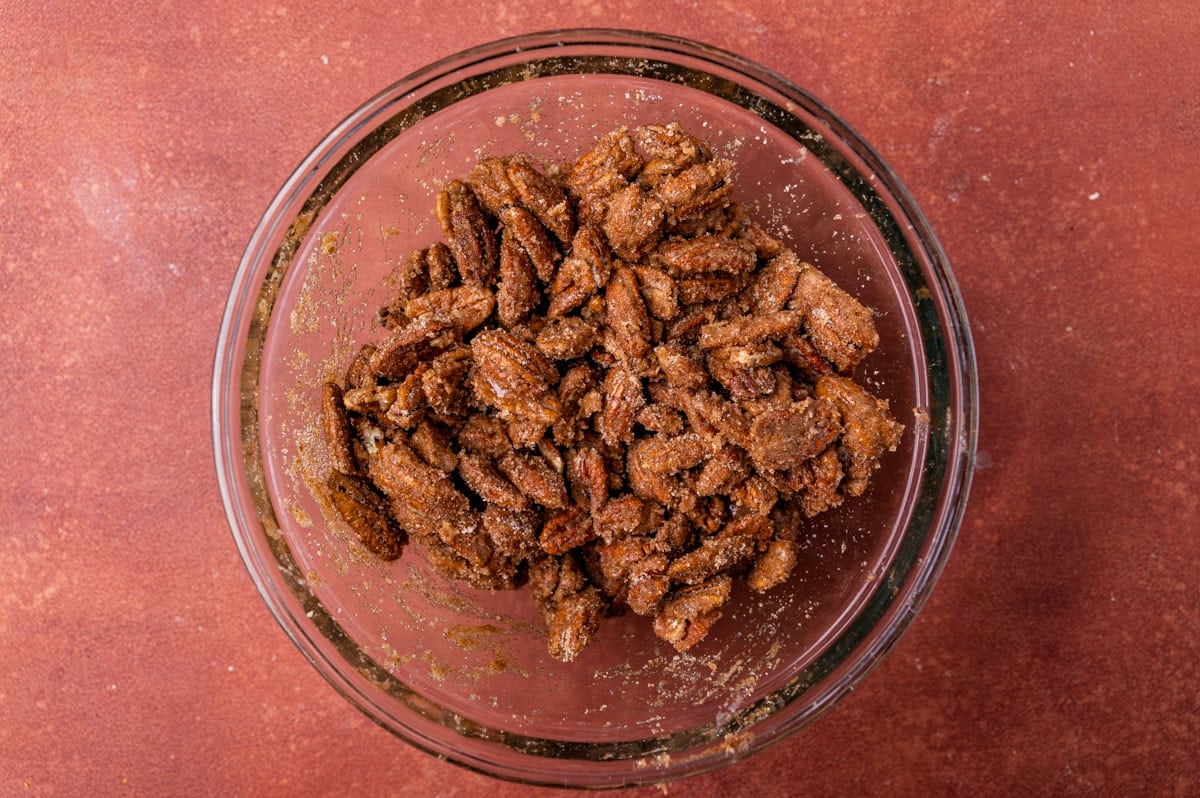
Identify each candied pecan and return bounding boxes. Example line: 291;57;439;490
632;265;679;321
420;346;472;416
652;574;732;652
697;310;803;350
654;513;693;557
626;439;680;507
458;452;531;512
481;505;541;559
539;506;597;555
326;471;405;560
497;204;559;283
676;274;745;305
368;316;456;381
736;218;786;260
423;241;458;291
633;123;708;181
552;363;600;446
434;179;497;285
705;354;777;401
598;365;644;448
635;403;685;435
596;535;654;595
507;159;575;244
426;541;519;591
814;375;904;495
790;262;880;371
496;227;540;328
666;515;769;586
470;329;562;427
455;414;512;458
535;317;597;361
404;285;496;335
729;475;779;517
368;441;477;546
747;399;842;473
546;586;607;662
594;495;657;543
653;160;734;221
603;184;666;261
343;343;377;391
626;560;671;616
665;303;719;344
565;127;643;224
547;225;611;318
566;443;609;514
466;156;519;215
409;419;458;473
653;343;708;391
711;341;783;369
383;367;428;430
655;234;756;276
604;265;651;363
322;382;359;475
780;333;836;379
677;390;752;449
800;446;845;517
693;447;751;496
506;416;550;449
498;451;569;509
745;249;803;314
636;432;707;475
746;539;799;593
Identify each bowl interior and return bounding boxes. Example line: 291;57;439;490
218;34;970;786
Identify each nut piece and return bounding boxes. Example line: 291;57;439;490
435;179;498;286
322;382;358;475
507;159;575;244
652;574;732;652
404;285;496;335
547;225;611;318
326;471;405;560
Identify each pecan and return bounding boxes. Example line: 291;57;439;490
603;184;666;261
539;505;597;555
746;539;799;593
466;156;519;215
498;451;569;509
626;439;680;506
655;234;756;276
552;363;599;446
566;443;609;515
653;160;734;222
409;419;458;473
565;127;643;225
799;446;845;517
434;179;497;285
745;249;803;314
604;265;651;363
497;204;559;283
420;346;472;416
626;561;670;616
736;218;786;260
705;354;777;401
789;262;880;371
426;541;519;591
404;285;496;335
547;225;611;318
653;342;708;390
535;317;597;361
458;452;531;512
326;471;405;560
598;365;644;448
697;310;804;350
368;316;457;381
507;159;575;244
383;367;427;430
633;123;708;183
694;446;751;496
481;505;541;559
676;274;745;305
495;226;540;328
633;265;679;321
666;515;769;586
652;574;732;652
368;441;478;547
747;399;843;473
634;403;685;436
546;585;607;662
455;414;512;458
636;432;707;475
594;495;658;543
322;382;359;475
470;329;561;427
729;475;779;517
343;343;377;391
814;375;904;494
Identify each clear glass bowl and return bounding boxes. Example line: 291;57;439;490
212;29;976;788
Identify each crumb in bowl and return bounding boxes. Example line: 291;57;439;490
319;123;903;662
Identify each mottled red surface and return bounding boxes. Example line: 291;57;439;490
3;3;1198;796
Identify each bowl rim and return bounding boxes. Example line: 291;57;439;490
212;27;978;788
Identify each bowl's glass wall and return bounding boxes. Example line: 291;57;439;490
214;30;975;788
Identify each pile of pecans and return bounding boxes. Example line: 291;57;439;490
321;124;903;661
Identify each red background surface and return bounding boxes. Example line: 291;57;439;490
3;3;1198;796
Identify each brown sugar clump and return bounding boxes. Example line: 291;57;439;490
321;124;904;661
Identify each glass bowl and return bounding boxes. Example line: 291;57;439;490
212;29;976;788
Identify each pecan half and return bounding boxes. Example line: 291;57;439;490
434;179;497;286
327;471;405;560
